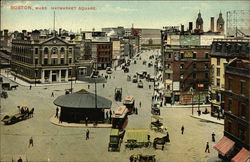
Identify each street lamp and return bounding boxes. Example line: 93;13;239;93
35;61;37;86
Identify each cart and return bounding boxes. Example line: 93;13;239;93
150;115;167;133
108;129;125;152
2;113;29;125
130;154;156;162
124;129;151;149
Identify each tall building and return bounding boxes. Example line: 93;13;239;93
11;35;76;83
214;58;250;161
163;47;211;104
210;38;250;118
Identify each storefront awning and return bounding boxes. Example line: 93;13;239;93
231;148;250;162
213;136;235;156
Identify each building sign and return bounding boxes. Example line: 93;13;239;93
180;35;200;46
184;51;193;58
173;81;180;91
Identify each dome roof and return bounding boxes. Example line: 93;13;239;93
217;12;225;24
196;12;203;24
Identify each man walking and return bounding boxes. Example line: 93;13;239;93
212;132;216;142
29;85;32;90
28;137;33;148
55;107;59;118
139;102;141;108
86;129;89;140
205;142;210;153
51;92;54;97
103;83;105;88
181;125;184;135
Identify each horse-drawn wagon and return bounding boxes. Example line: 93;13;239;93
124;129;151;149
150;115;167;133
1;106;34;125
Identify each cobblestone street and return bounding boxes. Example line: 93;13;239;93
1;50;223;162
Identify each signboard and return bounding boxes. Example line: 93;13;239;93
184;51;193;58
180;35;200;46
173;81;180;91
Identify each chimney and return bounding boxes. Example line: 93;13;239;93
189;22;193;31
4;29;8;37
181;25;184;33
210;17;214;32
22;30;27;36
59;28;62;36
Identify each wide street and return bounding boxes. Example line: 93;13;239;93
0;50;223;162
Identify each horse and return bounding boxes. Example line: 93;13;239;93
153;135;170;150
28;108;34;118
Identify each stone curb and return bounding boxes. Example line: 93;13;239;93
190;115;224;125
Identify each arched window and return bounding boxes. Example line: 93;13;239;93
60;47;65;54
44;47;49;54
51;47;58;55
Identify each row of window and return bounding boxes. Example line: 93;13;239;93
12;55;33;64
34;47;73;55
228;78;247;95
214;43;250;53
41;58;73;65
12;46;32;55
166;52;209;59
227;120;247;142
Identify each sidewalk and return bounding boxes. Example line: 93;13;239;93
190;114;224;125
50;116;112;128
1;70;88;87
164;104;211;109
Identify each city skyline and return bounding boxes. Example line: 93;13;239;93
1;1;249;32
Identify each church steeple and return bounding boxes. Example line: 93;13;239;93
217;11;225;34
196;11;203;32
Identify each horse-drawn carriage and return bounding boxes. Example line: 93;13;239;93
130;154;156;162
151;102;160;115
2;106;34;125
123;96;135;114
150;115;167;133
124;129;151;149
115;88;122;102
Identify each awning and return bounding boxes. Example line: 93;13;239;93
231;148;250;162
213;136;235;156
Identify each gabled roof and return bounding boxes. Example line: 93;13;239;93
40;36;72;45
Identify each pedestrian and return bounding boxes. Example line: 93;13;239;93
85;116;88;126
212;132;216;142
88;85;90;89
139;102;141;108
106;111;109;119
181;125;184;135
160;101;163;107
149;85;151;89
28;137;33;148
135;107;138;115
55;107;59;118
205;142;210;153
29;85;32;90
197;109;201;116
103;83;105;88
86;129;89;140
217;112;220;120
51;92;54;97
17;157;23;162
14;76;16;81
109;110;112;118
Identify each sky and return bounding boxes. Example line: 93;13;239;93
1;0;249;32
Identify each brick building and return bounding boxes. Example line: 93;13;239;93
214;58;250;161
163;47;211;104
210;38;250;118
